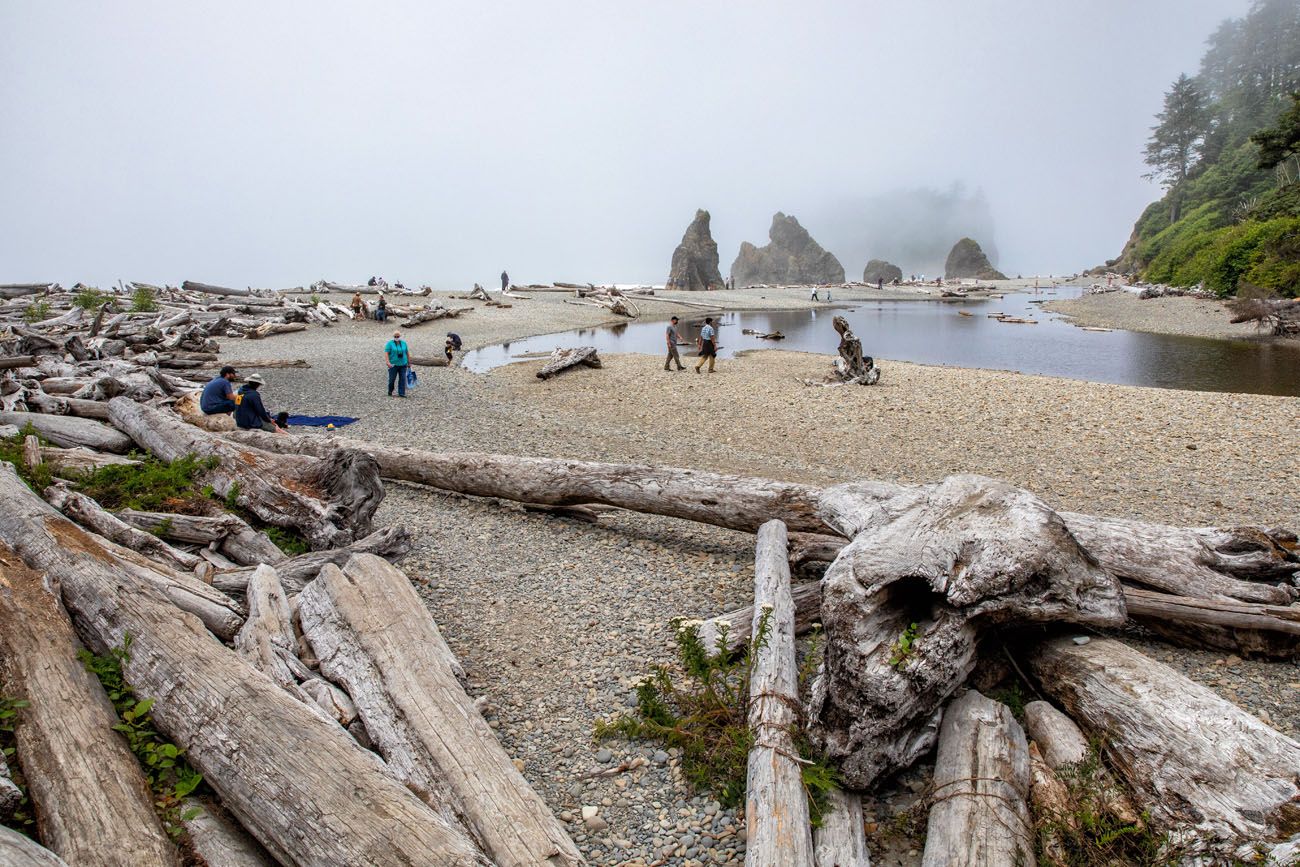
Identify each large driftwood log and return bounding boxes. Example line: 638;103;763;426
0;466;243;640
921;690;1033;867
180;799;275;867
0;354;37;369
44;488;201;573
297;554;583;867
1030;636;1300;850
181;280;252;298
1123;586;1300;657
0;467;492;866
813;789;869;867
744;521;814;867
808;476;1124;789
536;346;601;380
0;283;53;299
234;565;309;693
400;304;472;327
212;526;411;594
0;543;178;867
0;826;70;867
116;509;285;567
25;392;112;421
108;399;382;550
0;411;132;453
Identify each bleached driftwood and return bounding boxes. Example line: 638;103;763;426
0;411;132;453
180;799;275;867
813;789;869;867
744;520;814;867
297;554;583;867
116;509;285;567
922;690;1033;866
0;826;70;867
1030;636;1300;851
211;526;411;595
536;346;601;380
0;542;177;867
44;487;201;573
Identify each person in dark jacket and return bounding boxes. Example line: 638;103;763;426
234;374;284;433
200;366;238;414
500;270;509;292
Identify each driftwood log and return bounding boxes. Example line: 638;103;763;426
536;346;601;380
812;789;869;867
0;543;178;867
116;509;285;568
44;487;202;573
743;520;814;867
211;526;410;595
297;554;583;867
180;799;275;867
0;411;132;453
0;465;243;640
0;465;492;866
1030;636;1300;852
1123;586;1300;657
829;315;878;385
921;690;1034;867
108;398;382;550
0;826;70;867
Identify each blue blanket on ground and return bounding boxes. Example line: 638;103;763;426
284;415;359;428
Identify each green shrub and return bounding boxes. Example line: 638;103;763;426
131;285;159;313
75;454;217;511
0;425;56;492
264;525;309;556
71;286;109;309
21;301;50;324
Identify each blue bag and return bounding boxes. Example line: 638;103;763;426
406;368;419;388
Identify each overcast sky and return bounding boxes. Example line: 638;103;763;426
1;0;1247;288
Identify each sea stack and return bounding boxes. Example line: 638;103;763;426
944;238;1007;280
667;209;725;291
729;212;845;287
862;259;903;284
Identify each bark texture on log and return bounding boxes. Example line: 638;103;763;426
809;476;1125;789
1031;636;1300;847
0;542;178;867
0;411;132;453
813;789;869;867
44;488;201;573
0;466;243;640
212;526;411;595
180;799;275;867
744;520;814;867
109;399;381;550
921;690;1033;867
0;826;70;867
297;554;583;867
0;469;492;866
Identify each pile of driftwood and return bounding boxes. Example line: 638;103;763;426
1230;293;1300;337
220;439;1300;864
804;316;880;387
0;400;584;866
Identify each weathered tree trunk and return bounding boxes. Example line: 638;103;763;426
829;316;878;385
0;467;243;640
212;526;410;595
536;347;601;380
1123;586;1300;658
234;565;309;693
0;283;53;299
181;280;252;298
297;554;584;867
921;690;1033;867
24;392;112;421
0;467;491;866
0;411;132;453
1027;743;1073;867
813;789;869;867
409;354;450;367
108;399;382;550
44;488;201;573
1030;636;1300;849
180;799;275;867
0;826;70;867
0;542;178;867
0;354;37;369
400;304;471;327
116;509;285;568
744;520;814;867
809;477;1124;790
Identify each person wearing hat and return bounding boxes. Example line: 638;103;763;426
384;330;410;397
234;373;283;432
200;365;239;415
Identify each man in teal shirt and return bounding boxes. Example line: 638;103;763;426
384;330;410;397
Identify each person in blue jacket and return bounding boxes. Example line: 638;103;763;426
234;374;284;432
200;366;238;414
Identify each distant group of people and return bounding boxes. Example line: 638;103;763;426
664;315;719;374
351;291;388;322
200;366;288;433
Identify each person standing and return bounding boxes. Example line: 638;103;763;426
500;270;510;292
351;292;364;320
664;315;685;371
200;365;239;415
375;294;387;322
695;316;718;374
384;330;410;397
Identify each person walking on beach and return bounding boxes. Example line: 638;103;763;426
695;316;718;374
664;316;685;371
384;330;410;397
501;270;510;292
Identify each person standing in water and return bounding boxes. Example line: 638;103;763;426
695;316;718;374
664;315;685;371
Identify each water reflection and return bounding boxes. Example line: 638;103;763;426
462;287;1300;397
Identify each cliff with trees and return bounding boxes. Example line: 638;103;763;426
1113;0;1300;297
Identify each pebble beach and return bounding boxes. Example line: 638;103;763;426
235;289;1299;866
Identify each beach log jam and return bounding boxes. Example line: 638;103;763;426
536;346;603;379
116;509;286;567
43;486;203;574
742;520;815;867
210;525;412;595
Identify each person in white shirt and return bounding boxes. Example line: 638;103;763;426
695;316;718;374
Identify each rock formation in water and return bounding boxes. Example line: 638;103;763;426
667;209;725;291
729;213;845;287
944;238;1007;280
862;259;903;284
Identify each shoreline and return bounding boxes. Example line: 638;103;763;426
1043;290;1283;341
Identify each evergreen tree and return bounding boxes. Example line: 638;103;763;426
1251;91;1300;177
1144;74;1208;221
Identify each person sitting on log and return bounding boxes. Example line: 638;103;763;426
234;374;285;433
200;365;239;415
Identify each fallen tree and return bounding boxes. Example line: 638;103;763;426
536;347;601;380
0;542;179;867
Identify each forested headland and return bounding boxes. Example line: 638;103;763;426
1112;0;1300;297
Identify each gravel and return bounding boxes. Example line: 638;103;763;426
1044;290;1274;340
221;293;1298;866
